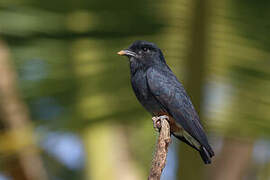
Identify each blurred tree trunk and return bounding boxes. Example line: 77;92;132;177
209;138;254;180
0;40;48;180
177;0;211;179
83;124;142;180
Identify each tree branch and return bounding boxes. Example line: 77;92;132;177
148;116;171;180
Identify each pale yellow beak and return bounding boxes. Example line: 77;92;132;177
117;49;136;57
117;50;126;56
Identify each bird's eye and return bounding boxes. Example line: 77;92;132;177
143;47;150;52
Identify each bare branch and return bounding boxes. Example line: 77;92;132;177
148;116;171;180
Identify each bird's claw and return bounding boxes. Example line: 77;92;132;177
152;117;161;131
152;115;169;132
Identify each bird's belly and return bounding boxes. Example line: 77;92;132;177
131;73;184;134
137;90;161;114
156;111;183;133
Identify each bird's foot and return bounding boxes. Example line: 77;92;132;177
152;115;169;132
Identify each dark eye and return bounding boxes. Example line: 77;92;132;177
143;47;150;52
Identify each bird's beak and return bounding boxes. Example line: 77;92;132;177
117;49;137;57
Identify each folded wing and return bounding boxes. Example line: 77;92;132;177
146;67;214;157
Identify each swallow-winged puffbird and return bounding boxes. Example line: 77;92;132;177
117;40;214;164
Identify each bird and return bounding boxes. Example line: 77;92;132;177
117;40;214;164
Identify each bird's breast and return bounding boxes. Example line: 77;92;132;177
131;70;161;114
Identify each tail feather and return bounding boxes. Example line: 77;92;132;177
199;147;212;164
173;133;215;164
204;143;215;158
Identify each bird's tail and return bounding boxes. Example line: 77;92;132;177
199;146;214;164
173;133;215;164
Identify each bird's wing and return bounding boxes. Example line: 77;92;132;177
146;67;213;154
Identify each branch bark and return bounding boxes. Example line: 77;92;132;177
148;116;171;180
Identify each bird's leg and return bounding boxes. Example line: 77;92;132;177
152;115;169;132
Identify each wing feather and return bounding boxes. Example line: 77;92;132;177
146;67;214;156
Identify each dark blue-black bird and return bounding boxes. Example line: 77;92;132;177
118;40;214;164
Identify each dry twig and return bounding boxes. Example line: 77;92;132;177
148;115;171;180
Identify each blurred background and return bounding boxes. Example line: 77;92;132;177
0;0;270;179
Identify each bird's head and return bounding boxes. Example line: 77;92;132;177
117;40;166;66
